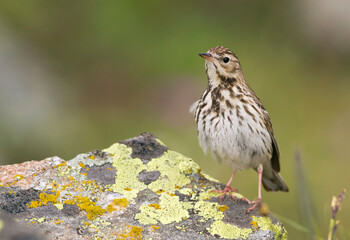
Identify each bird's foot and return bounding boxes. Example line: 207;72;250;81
211;186;239;203
244;198;262;213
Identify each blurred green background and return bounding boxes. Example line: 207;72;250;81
0;1;349;239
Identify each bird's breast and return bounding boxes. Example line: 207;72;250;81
195;94;272;171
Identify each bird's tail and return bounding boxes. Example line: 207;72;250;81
262;170;289;192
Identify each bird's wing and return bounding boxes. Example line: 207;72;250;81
246;82;281;173
262;110;281;172
189;100;200;115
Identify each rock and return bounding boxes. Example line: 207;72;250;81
0;133;287;240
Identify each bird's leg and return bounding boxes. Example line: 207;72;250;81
211;171;238;203
245;164;263;213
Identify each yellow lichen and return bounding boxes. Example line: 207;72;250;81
88;155;95;160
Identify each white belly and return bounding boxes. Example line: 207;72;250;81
197;101;272;171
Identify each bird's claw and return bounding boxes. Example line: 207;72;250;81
245;198;262;213
211;186;239;203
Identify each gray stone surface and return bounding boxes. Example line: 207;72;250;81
0;133;287;239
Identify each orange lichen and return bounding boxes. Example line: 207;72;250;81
250;220;258;232
13;174;24;180
54;219;65;225
79;162;86;168
106;198;129;212
124;187;132;191
67;176;75;181
148;204;161;210
151;225;160;231
218;205;229;212
117;226;143;240
88;155;95;160
156;189;165;194
73;196;105;220
27;191;60;208
53;162;67;169
64;199;75;205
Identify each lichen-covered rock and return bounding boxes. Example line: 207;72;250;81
0;133;287;240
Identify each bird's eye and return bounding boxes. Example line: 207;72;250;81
223;57;230;63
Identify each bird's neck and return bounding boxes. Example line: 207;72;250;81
207;70;246;89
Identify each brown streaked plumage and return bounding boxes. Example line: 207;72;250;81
190;46;288;213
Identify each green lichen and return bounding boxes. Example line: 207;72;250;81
135;193;192;225
207;220;252;239
103;143;200;203
104;143;147;202
0;219;4;231
194;201;224;221
147;150;199;194
89;218;112;228
36;217;45;223
200;172;220;183
197;188;243;201
178;187;193;196
54;203;64;210
26;217;46;224
251;216;287;240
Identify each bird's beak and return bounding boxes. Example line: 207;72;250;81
199;53;215;62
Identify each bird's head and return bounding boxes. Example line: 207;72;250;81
199;46;242;86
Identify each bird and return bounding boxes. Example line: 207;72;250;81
190;46;288;212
